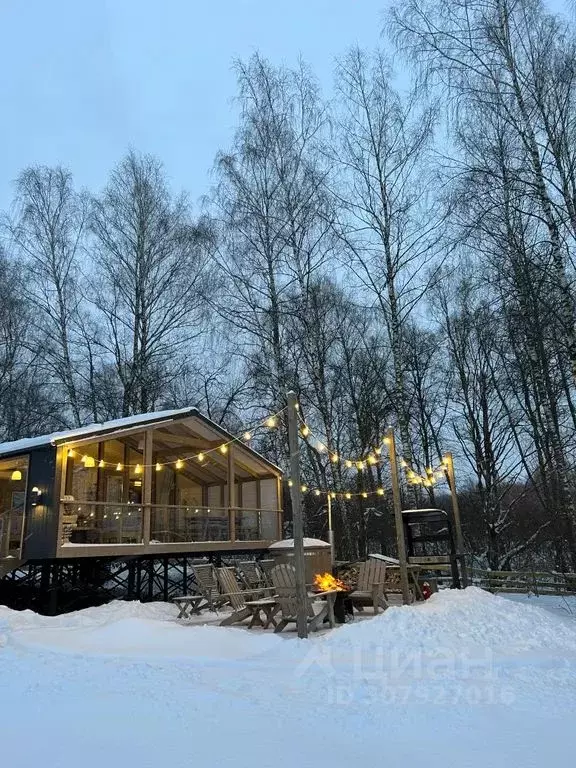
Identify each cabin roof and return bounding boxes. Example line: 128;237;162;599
0;408;282;475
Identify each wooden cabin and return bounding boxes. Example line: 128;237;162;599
0;408;283;576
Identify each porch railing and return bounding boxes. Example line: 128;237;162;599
150;505;281;544
59;502;281;546
60;502;144;545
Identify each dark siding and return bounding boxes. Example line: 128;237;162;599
22;445;58;559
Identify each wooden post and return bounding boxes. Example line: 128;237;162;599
327;492;335;567
444;452;467;587
227;444;236;542
143;430;153;546
386;427;411;605
287;390;308;639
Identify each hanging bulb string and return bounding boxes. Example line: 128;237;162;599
65;407;287;470
297;413;389;468
287;480;387;499
401;455;450;487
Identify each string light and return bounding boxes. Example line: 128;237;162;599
156;463;162;472
314;489;321;496
361;492;368;499
265;416;277;428
116;463;123;472
345;492;352;500
377;488;385;496
67;449;75;458
288;480;293;487
98;459;105;469
175;459;183;470
243;432;251;441
219;444;228;455
297;416;388;467
356;461;365;471
301;485;308;493
197;452;205;462
134;464;142;475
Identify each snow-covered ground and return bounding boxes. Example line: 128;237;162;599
1;588;575;768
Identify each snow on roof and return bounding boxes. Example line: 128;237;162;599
0;408;197;458
268;537;331;549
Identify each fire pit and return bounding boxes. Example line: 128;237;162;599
313;572;354;624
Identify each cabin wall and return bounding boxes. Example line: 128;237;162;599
22;445;59;560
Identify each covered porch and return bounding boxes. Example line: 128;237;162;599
57;410;283;558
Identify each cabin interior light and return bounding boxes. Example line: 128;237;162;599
10;470;22;481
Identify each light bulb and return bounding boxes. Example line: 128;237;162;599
116;463;123;472
156;463;162;472
301;485;308;493
175;459;183;470
330;453;339;463
301;425;310;437
134;464;142;475
197;452;205;462
219;444;228;455
266;416;277;428
243;432;251;441
377;488;385;496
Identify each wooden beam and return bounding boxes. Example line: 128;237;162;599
228;445;236;542
143;430;153;546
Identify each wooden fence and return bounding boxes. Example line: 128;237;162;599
466;568;576;596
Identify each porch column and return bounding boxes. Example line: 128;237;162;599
227;445;236;542
143;430;153;545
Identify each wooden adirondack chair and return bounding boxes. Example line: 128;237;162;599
258;559;276;586
238;560;267;592
216;567;278;628
191;563;228;612
349;560;388;614
271;564;337;633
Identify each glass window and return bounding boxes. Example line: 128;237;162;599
0;454;29;555
64;439;144;504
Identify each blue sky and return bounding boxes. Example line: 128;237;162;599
1;0;388;212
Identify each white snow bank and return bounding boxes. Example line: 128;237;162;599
13;616;283;659
0;599;177;633
320;586;576;655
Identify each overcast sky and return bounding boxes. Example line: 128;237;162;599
1;0;390;212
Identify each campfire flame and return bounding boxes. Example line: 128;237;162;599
314;572;346;592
